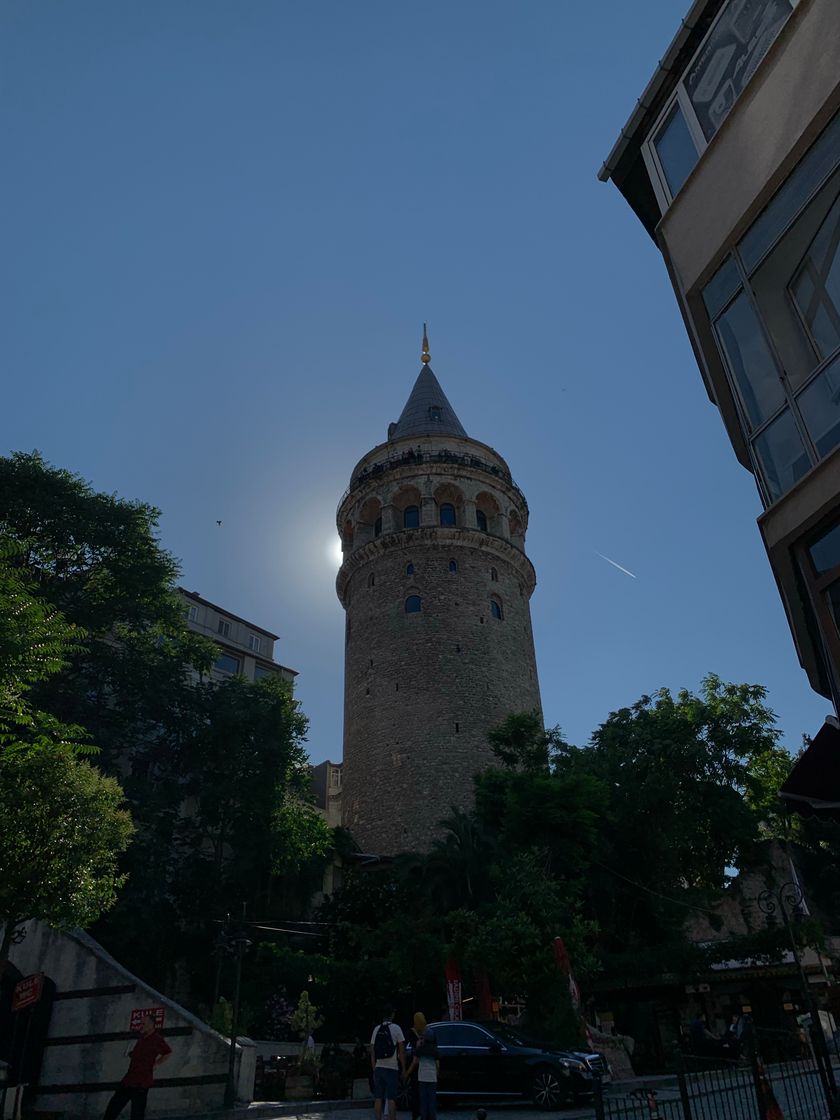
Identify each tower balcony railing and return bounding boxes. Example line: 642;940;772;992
338;447;528;511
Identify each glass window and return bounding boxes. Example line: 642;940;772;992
449;559;457;573
440;503;456;527
404;506;420;529
740;111;840;273
703;257;742;319
714;291;784;428
809;522;840;576
476;510;488;532
686;0;792;143
405;595;422;614
215;653;240;675
490;598;503;620
406;562;414;575
374;516;382;538
217;619;231;638
797;354;840;458
491;567;498;582
653;102;698;197
248;634;261;653
788;194;840;362
368;573;375;588
254;665;273;681
434;1024;488;1047
827;580;840;640
752;408;810;501
429;406;442;422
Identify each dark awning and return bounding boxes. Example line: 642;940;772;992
780;719;840;820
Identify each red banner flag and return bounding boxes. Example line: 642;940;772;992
445;957;462;1021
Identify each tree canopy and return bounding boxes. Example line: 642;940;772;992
0;452;332;999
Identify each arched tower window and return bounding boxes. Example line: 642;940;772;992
404;505;420;529
440;503;456;527
490;597;503;620
405;595;422;614
476;509;488;532
490;566;498;582
406;562;414;575
448;559;458;573
359;496;383;545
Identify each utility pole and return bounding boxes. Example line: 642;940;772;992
757;881;839;1118
222;905;252;1107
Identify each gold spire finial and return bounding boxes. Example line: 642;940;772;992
421;323;430;365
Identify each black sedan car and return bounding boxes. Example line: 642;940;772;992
412;1021;609;1108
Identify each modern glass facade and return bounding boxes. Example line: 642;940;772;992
702;113;840;504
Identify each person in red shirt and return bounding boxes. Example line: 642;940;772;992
103;1014;172;1119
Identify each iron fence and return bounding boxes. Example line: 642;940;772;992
594;1026;840;1120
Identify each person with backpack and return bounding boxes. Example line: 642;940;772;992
370;1003;406;1120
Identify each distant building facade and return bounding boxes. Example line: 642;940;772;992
599;2;840;726
179;588;297;686
311;759;343;829
335;332;542;856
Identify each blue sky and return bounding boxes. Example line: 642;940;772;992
2;0;831;763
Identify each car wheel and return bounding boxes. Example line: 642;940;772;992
531;1068;566;1110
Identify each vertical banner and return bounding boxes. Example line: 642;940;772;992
553;936;589;1044
445;957;462;1021
552;937;580;1010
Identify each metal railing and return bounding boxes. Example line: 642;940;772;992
594;1028;840;1120
337;447;529;511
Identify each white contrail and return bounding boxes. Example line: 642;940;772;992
595;551;637;579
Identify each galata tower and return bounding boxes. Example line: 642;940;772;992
336;330;542;855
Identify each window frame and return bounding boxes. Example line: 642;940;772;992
248;634;262;653
642;0;797;212
701;124;840;507
404;594;422;614
217;619;231;638
215;652;240;675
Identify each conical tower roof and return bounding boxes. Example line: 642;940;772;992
388;328;467;441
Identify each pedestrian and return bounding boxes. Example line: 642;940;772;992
103;1014;171;1120
405;1012;426;1120
370;1002;406;1120
403;1016;438;1120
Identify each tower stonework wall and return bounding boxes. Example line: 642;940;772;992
336;367;542;856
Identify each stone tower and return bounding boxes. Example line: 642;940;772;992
336;331;542;855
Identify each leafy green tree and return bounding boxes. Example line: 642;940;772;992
0;745;134;958
0;452;332;1001
0;536;86;751
0;540;133;957
559;675;787;979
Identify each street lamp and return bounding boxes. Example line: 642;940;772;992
757;881;838;1116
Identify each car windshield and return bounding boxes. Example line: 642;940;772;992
490;1024;540;1048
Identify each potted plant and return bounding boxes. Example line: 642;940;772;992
285;990;324;1100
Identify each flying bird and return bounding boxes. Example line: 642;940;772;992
595;551;637;579
216;520;222;527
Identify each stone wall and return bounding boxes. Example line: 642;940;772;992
3;921;254;1117
337;433;542;855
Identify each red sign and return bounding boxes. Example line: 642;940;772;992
129;1007;165;1032
12;973;44;1012
444;957;462;1021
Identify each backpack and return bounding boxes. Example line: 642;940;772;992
374;1022;396;1061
